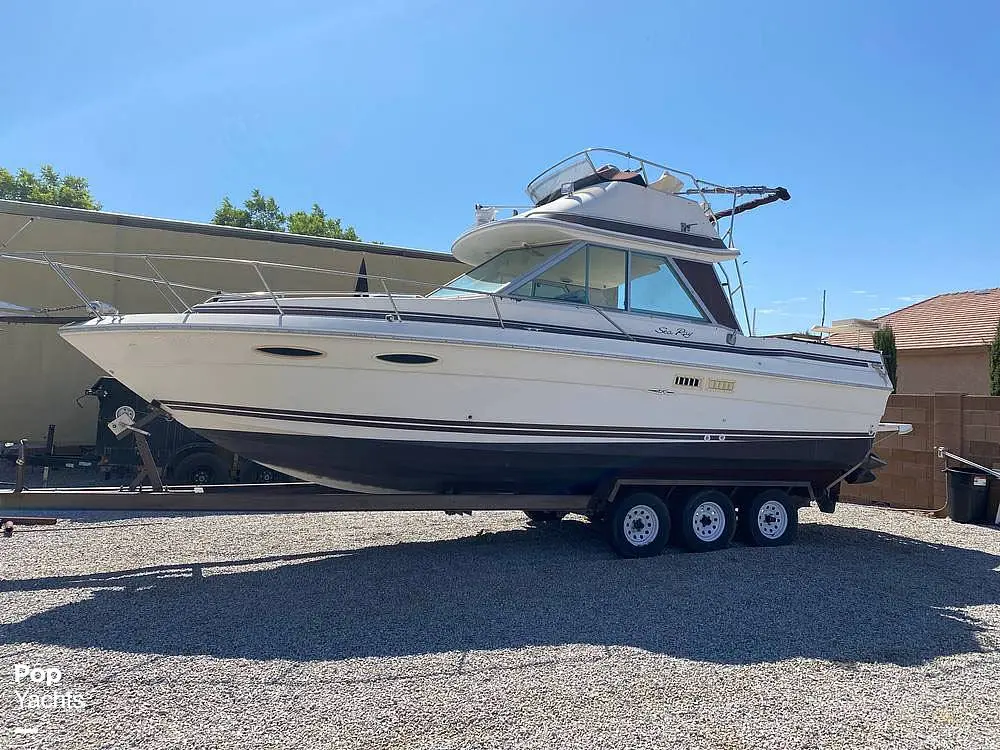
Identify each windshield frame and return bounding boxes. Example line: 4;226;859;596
428;242;580;299
427;239;720;328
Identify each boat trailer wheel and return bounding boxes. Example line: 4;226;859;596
608;492;671;558
690;500;726;543
622;504;659;546
757;500;789;540
678;489;736;552
740;489;798;547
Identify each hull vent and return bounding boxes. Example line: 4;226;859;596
707;379;736;392
674;375;701;388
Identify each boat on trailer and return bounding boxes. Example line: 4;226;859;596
1;148;910;556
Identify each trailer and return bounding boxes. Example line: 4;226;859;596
1;481;813;558
1;417;841;557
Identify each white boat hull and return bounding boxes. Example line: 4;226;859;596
60;305;888;493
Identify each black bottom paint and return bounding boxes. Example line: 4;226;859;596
196;430;873;495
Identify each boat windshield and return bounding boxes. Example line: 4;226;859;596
429;244;570;298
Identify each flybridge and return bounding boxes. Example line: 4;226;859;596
524;148;790;218
468;148;792;335
474;148;791;235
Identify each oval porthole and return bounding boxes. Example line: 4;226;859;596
375;353;439;365
255;346;325;358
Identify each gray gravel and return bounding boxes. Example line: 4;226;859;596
1;504;998;749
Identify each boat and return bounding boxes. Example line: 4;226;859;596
51;149;896;497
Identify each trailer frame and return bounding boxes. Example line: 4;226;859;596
0;411;875;556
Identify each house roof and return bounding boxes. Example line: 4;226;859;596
827;288;1000;350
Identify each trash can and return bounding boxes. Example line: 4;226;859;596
946;468;990;523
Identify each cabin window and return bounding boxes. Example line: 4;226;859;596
628;252;706;320
509;245;628;308
510;247;589;303
585;246;627;310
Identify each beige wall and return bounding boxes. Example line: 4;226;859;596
0;210;462;444
841;394;1000;513
897;347;990;395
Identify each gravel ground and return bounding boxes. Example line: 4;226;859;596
0;503;998;749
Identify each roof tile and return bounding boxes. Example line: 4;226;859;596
827;288;1000;350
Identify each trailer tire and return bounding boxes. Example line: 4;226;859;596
170;451;229;486
242;463;282;483
608;492;671;558
678;489;736;552
524;510;566;525
742;489;797;546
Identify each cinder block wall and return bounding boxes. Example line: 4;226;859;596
841;394;1000;513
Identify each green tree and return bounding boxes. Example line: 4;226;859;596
873;325;898;392
0;164;101;209
988;319;1000;397
213;190;362;240
287;203;358;240
212;189;286;231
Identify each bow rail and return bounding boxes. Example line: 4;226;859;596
0;248;637;342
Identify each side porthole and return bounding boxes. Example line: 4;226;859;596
255;346;325;358
375;353;439;365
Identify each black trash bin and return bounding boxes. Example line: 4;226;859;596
946;468;990;523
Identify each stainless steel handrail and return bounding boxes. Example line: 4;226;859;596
144;257;189;313
0;253;222;293
251;262;284;316
526;147;735;197
0;250;596;333
0;248;685;340
40;253;109;320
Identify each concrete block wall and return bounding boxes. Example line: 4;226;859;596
841;393;1000;513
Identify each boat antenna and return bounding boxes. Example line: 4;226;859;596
820;290;827;328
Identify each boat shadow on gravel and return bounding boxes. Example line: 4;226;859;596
1;519;998;666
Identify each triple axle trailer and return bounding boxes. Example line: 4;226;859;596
1;417;827;557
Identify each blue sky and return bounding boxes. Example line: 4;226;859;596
2;0;997;334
